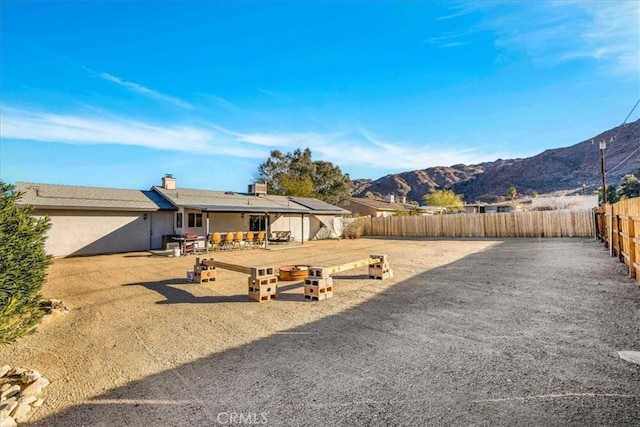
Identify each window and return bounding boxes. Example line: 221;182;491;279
249;215;266;232
188;213;203;228
176;213;183;228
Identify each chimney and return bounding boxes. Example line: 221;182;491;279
162;174;176;190
384;194;395;203
400;195;407;204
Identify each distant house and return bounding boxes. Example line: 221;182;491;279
16;175;350;257
529;195;598;211
462;202;522;214
337;195;424;217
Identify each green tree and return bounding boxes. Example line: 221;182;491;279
0;182;52;343
617;172;640;200
597;184;619;205
255;148;353;204
531;191;539;199
423;189;463;212
508;186;517;202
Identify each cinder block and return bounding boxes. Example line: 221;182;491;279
370;254;388;264
308;267;331;279
197;269;217;283
248;276;278;287
303;277;333;287
248;292;276;303
304;291;327;301
251;266;276;280
369;267;393;280
248;282;277;296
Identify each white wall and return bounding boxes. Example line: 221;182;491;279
36;209;158;257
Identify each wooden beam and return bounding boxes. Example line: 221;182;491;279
328;257;381;275
210;260;252;275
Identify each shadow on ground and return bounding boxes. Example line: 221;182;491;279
31;240;640;426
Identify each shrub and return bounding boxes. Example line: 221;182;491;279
342;220;364;239
0;182;52;344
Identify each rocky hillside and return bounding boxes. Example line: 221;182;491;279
353;119;640;203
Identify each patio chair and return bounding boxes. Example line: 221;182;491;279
245;231;255;249
210;232;222;251
255;231;265;247
222;232;234;250
234;231;244;249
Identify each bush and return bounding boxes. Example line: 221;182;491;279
342;220;364;239
0;182;52;344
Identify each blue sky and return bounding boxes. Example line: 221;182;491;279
1;1;639;192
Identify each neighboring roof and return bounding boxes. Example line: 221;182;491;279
341;197;416;212
15;182;176;212
152;186;350;215
288;197;351;215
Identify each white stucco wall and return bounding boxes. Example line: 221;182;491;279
35;209;174;257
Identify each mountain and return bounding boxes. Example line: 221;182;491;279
352;119;640;203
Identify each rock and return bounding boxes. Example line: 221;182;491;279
618;350;640;365
0;384;20;400
20;377;49;397
17;395;37;406
0;365;10;378
50;309;62;318
20;369;41;384
0;414;17;427
0;398;18;418
11;401;33;423
32;398;44;408
7;367;26;377
1;383;12;393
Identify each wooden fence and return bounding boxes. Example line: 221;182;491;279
355;210;595;238
595;197;640;283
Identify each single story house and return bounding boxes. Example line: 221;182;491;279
336;196;425;217
16;175;350;257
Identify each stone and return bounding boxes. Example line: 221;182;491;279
0;414;17;427
1;383;12;393
32;398;44;408
0;365;10;378
17;395;37;406
20;369;41;384
7;368;26;377
20;377;49;397
0;398;18;418
618;350;640;365
0;384;20;400
11;401;33;423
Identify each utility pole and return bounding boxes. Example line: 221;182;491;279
598;137;613;205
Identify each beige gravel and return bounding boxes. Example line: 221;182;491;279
1;238;501;422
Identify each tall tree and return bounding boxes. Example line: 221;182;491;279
255;148;353;204
423;189;464;212
507;186;517;201
617;170;640;200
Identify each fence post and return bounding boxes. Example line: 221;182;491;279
629;218;636;279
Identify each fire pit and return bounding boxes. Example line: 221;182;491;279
279;265;309;281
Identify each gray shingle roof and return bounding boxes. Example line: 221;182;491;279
15;182;176;211
152;187;350;214
343;197;416;211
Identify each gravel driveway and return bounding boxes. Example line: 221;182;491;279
2;237;639;426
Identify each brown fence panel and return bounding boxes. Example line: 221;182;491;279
361;209;594;239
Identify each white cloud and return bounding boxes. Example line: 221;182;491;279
481;1;639;76
100;73;194;109
438;1;639;77
0;105;507;171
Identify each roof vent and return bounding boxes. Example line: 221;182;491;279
248;183;267;196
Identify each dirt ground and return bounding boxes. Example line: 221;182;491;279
1;237;639;426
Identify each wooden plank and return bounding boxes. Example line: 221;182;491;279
211;260;252;275
328;257;381;275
